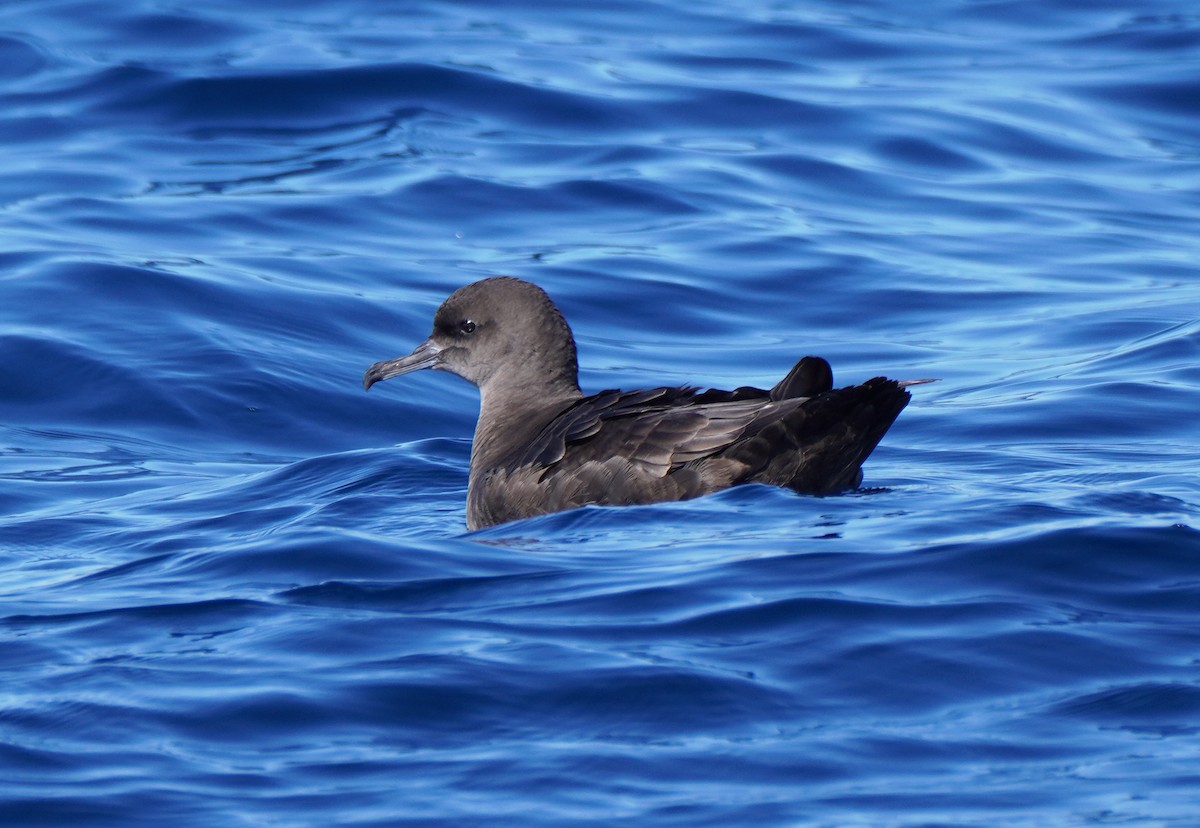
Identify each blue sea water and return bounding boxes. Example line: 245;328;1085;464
3;0;1200;824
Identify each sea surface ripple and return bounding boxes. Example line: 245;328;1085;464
2;0;1199;825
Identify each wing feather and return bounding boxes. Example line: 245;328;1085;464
509;387;799;483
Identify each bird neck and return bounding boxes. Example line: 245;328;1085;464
470;378;582;475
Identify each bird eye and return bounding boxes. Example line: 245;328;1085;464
459;320;476;334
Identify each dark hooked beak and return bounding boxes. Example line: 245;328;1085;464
363;338;443;391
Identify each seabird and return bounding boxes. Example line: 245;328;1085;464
364;277;926;530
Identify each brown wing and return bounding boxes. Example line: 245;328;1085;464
511;355;837;477
509;386;801;482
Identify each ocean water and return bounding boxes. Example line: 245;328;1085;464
2;0;1199;824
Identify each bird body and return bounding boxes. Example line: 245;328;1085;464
364;277;920;530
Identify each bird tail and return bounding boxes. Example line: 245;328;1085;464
728;377;911;493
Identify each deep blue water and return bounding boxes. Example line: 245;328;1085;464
3;0;1200;824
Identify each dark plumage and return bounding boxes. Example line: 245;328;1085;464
364;277;924;530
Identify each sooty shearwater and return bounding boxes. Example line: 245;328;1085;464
364;277;928;530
